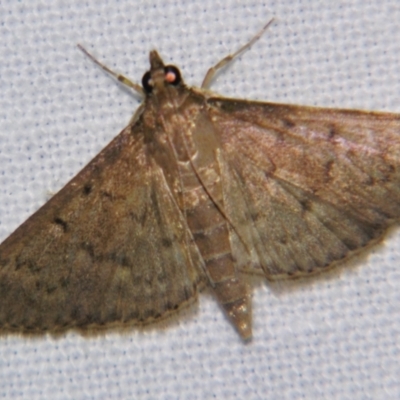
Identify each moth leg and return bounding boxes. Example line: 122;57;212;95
77;44;145;97
201;19;274;89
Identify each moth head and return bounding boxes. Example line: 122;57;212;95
142;50;182;94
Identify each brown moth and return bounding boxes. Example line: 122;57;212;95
1;21;400;339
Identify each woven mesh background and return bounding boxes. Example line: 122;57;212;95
0;1;399;399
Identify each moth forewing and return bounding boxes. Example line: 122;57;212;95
210;99;400;279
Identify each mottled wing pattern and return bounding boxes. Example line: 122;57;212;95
0;123;204;333
210;99;400;279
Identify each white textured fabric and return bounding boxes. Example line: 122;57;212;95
0;1;399;399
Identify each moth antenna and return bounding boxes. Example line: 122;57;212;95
201;18;275;89
77;44;145;97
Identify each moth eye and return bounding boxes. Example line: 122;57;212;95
164;65;181;86
142;71;153;93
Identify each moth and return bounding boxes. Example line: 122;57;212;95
1;21;400;339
